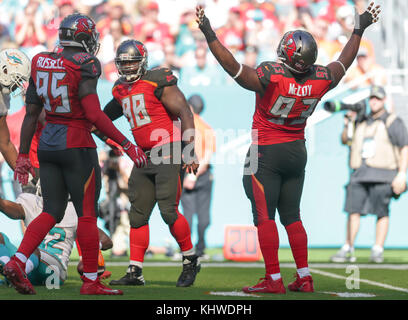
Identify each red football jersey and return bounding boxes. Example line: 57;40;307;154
253;62;334;145
26;50;102;149
111;68;180;150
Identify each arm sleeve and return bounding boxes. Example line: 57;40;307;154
103;97;123;121
80;93;128;146
25;77;43;106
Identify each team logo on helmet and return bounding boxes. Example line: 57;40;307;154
73;18;95;37
283;33;297;62
5;51;23;66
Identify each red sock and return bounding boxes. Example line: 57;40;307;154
17;212;56;259
75;239;82;259
169;213;193;252
285;221;308;269
76;216;99;274
257;219;280;275
129;225;149;263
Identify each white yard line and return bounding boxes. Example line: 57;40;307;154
309;268;408;294
91;261;408;270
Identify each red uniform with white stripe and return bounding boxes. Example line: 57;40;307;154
253;62;334;145
111;68;180;151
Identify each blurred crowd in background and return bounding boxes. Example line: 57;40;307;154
0;0;392;255
0;0;387;88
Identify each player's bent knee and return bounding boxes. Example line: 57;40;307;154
280;214;301;227
129;212;149;229
161;210;178;226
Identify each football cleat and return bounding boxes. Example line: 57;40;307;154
176;255;201;287
242;277;286;294
109;265;145;286
2;256;36;294
288;274;314;292
80;276;123;295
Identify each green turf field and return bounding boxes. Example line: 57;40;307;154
1;248;408;301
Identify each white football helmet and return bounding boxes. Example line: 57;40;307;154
0;48;31;96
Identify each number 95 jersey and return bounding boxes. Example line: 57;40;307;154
25;50;102;150
111;68;180;150
254;62;335;145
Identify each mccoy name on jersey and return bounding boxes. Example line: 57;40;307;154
254;62;335;145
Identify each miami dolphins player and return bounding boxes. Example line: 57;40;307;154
0;48;31;170
0;189;112;287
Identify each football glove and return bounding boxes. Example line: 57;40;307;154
196;5;217;43
353;1;381;36
14;153;36;185
122;141;148;168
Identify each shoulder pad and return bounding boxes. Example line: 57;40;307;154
143;68;177;87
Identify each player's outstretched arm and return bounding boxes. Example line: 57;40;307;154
0;197;25;220
0;115;18;170
196;5;264;94
327;1;381;87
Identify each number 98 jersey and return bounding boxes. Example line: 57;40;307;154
25;50;102;149
111;68;180;150
254;62;335;145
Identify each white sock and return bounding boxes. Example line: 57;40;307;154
83;272;97;281
0;256;10;265
297;267;311;278
270;273;281;281
25;259;34;274
129;261;143;270
15;252;27;264
372;245;383;253
342;244;351;252
182;248;195;257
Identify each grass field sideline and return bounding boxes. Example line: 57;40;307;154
1;248;407;301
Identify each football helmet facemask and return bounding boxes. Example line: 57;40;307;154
115;40;148;83
58;13;100;55
0;48;31;96
277;30;318;74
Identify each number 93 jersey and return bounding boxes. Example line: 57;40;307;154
254;62;335;145
25;50;102;150
111;68;180;150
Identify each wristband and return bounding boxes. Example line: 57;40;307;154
232;64;243;79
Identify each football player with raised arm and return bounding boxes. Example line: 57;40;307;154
100;40;200;288
196;2;380;293
3;14;147;295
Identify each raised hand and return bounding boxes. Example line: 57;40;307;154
353;1;381;36
195;5;217;43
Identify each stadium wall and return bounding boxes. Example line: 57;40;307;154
2;79;408;249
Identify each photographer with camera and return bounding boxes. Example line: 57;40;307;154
329;85;408;263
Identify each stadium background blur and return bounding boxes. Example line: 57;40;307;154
1;0;408;252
